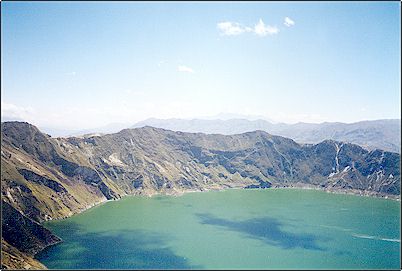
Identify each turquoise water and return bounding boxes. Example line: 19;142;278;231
36;189;401;269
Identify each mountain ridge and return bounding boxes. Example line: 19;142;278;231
9;117;399;154
131;118;401;153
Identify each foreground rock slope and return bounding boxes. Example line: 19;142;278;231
1;121;400;268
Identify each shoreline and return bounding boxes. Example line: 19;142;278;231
47;184;400;224
270;183;401;201
34;184;400;266
48;184;401;224
151;184;401;201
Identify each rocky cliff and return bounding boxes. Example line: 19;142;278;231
1;121;400;268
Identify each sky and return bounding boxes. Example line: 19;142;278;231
1;1;401;130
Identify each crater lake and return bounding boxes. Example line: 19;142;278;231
36;189;401;269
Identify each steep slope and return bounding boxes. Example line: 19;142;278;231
2;201;61;256
132;118;401;153
1;200;61;269
1;239;46;270
1;122;124;269
2;122;400;212
1;122;122;222
57;126;400;198
1;121;400;269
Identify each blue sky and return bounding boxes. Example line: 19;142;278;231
1;1;400;129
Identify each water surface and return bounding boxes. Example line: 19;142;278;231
37;189;401;269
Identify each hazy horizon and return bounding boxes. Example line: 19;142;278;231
1;113;401;133
2;2;401;130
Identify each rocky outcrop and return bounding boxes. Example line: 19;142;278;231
17;169;68;194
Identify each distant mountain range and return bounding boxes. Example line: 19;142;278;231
132;118;401;153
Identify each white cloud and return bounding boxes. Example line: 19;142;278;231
217;19;279;37
284;17;295;27
178;65;194;73
254;19;279;36
217;22;247;36
1;101;34;122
